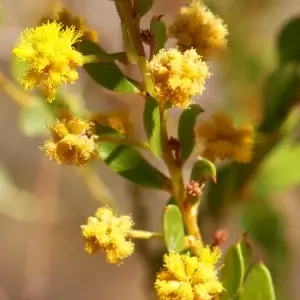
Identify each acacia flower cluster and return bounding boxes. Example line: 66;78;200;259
155;247;223;300
9;2;261;299
42;109;97;166
146;48;210;108
195;112;254;163
169;0;228;59
12;21;84;102
81;206;135;264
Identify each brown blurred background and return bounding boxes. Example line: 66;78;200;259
0;0;299;299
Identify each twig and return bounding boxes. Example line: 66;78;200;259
128;230;163;239
0;71;32;107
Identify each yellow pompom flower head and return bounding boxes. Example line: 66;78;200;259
155;247;223;300
169;0;228;59
12;21;84;102
146;48;210;108
195;112;254;163
81;206;135;264
42;109;97;166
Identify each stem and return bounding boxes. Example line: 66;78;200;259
160;110;185;201
184;201;204;253
128;230;163;239
113;0;147;77
160;109;204;255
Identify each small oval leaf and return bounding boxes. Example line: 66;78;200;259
239;233;254;274
150;16;167;54
220;242;245;300
239;262;276;300
178;104;204;163
143;95;162;156
190;158;216;182
163;204;185;252
134;0;154;17
277;17;300;64
95;124;169;189
77;40;139;93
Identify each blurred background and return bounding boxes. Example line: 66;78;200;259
0;0;299;299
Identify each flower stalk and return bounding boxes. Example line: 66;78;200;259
128;230;163;239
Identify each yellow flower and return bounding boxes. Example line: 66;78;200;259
81;206;135;264
42;109;97;166
169;0;228;59
146;48;210;108
155;247;223;300
39;5;99;43
13;21;84;102
195;112;254;163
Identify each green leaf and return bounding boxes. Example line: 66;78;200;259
239;233;254;274
19;99;54;137
95;123;118;136
91;51;127;62
220;242;245;300
134;0;154;17
190;158;216;182
95;124;169;189
277;17;300;64
77;40;127;62
143;95;162;156
150;16;167;54
77;40;139;93
258;64;298;133
163;204;185;252
187;159;215;205
178;104;204;162
239;263;276;300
